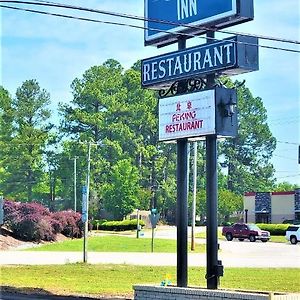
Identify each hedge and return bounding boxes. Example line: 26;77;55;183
257;223;290;236
90;219;107;230
99;219;145;231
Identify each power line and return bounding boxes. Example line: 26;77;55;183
271;120;300;126
277;141;299;145
7;0;300;46
1;3;300;54
273;154;298;161
276;174;300;179
268;116;299;123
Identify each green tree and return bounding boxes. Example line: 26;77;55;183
220;79;277;194
0;80;52;201
102;159;140;219
273;182;298;192
60;59;176;218
218;189;243;223
0;87;14;189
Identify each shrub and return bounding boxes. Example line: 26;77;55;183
3;200;83;241
3;201;56;241
99;219;145;231
51;210;83;238
221;221;234;227
13;215;55;241
91;219;107;230
3;200;21;228
18;201;50;217
257;223;290;236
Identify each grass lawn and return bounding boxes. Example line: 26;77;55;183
195;230;223;239
269;236;287;243
1;264;299;298
25;235;205;253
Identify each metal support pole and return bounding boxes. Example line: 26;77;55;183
74;157;77;212
83;142;91;263
136;209;140;239
176;37;188;288
206;30;219;289
191;141;197;251
177;139;188;287
151;228;154;252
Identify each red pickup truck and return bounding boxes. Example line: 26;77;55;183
222;223;270;242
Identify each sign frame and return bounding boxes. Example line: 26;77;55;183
159;89;216;142
158;87;237;142
142;35;258;89
145;0;254;47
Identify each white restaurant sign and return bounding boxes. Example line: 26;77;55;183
159;90;216;141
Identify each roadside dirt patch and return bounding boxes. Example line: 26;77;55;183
0;227;31;250
0;227;68;250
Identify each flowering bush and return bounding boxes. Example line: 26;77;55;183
3;200;21;228
18;201;51;217
52;210;83;238
13;214;55;241
3;200;83;241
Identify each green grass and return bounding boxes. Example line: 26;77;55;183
25;235;205;253
269;236;287;243
195;230;223;239
1;265;299;298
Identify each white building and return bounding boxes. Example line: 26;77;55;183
244;189;300;224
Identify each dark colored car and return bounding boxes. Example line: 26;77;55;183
222;223;270;242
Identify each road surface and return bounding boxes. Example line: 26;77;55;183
1;226;299;268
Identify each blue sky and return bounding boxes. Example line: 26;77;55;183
1;0;299;185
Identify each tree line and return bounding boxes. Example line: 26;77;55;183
0;59;296;223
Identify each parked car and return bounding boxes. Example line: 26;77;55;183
285;225;300;245
222;223;270;242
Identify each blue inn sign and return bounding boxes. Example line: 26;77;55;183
145;0;253;46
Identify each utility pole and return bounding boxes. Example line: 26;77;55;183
74;157;77;212
191;141;197;251
83;142;91;263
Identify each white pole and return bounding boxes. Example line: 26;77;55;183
74;157;77;212
191;141;197;250
83;142;91;263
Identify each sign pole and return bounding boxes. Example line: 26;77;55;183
136;209;140;239
206;30;219;289
83;142;91;263
151;227;154;252
74;156;77;212
176;37;188;288
191;141;197;251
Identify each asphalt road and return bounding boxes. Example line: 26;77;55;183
1;226;299;268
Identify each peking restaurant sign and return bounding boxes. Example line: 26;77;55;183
159;89;215;141
142;35;258;89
